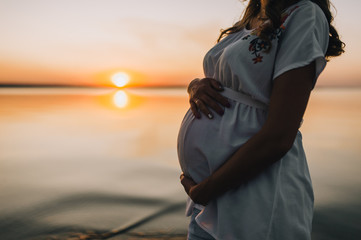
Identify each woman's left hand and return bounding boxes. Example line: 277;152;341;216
180;173;211;206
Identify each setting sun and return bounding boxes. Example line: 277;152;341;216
111;72;130;88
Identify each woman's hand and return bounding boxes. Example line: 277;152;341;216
188;78;230;119
180;173;212;206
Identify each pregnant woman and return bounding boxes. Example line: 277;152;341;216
177;0;344;239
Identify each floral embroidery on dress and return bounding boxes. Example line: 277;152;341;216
242;5;299;64
247;37;270;64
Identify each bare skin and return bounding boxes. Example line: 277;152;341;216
187;78;230;119
181;62;316;205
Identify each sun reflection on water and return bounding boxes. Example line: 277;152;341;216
113;90;128;108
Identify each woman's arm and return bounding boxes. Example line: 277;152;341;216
181;62;316;205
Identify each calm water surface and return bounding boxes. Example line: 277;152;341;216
0;87;360;240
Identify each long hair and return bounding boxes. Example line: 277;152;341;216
217;0;345;59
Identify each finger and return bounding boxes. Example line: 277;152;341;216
180;175;197;194
207;90;231;108
196;99;213;119
207;78;224;91
201;94;225;116
180;174;196;185
199;79;230;108
190;101;201;119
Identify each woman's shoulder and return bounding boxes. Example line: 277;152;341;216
281;0;328;30
284;0;320;12
283;0;326;21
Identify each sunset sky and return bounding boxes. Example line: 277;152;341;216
0;0;360;87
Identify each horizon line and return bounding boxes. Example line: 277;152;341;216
0;83;360;89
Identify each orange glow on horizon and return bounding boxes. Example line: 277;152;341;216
94;69;148;88
0;0;359;87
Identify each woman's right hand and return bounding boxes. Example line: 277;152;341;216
188;78;230;119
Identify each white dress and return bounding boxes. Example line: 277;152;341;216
177;0;329;239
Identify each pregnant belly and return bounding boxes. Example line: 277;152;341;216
177;100;267;183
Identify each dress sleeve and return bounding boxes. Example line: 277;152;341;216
273;2;329;87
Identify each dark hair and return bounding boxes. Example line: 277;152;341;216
217;0;345;59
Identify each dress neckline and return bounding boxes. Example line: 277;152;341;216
244;19;270;32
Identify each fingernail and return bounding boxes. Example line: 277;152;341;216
208;113;213;119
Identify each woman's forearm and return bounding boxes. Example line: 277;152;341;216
189;63;315;204
198;127;294;201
